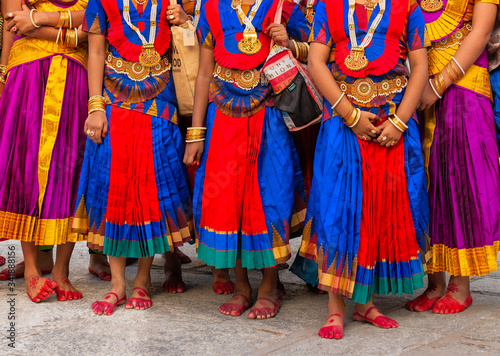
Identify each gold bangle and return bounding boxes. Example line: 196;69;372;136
344;107;358;127
449;60;462;80
0;76;6;85
437;73;446;96
347;108;361;128
56;11;71;29
388;115;407;133
445;64;456;83
88;107;106;115
342;106;356;125
433;75;443;97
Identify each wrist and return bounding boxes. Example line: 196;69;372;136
34;12;46;26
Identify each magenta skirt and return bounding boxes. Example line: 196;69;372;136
426;85;500;276
0;55;87;245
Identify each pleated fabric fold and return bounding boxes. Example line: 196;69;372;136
425;85;500;276
74;106;193;258
298;115;428;304
194;103;306;270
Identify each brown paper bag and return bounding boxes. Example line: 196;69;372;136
170;0;200;116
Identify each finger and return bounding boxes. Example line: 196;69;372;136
196;150;202;166
6;20;15;31
167;4;179;10
359;134;371;142
22;4;28;11
264;23;281;33
102;119;109;138
5;12;14;20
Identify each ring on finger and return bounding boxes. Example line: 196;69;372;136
391;141;396;146
168;10;173;14
169;14;174;20
86;129;95;137
371;129;377;134
11;26;17;33
381;136;387;141
361;135;367;141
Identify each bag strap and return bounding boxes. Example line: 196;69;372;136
193;0;202;29
270;0;285;49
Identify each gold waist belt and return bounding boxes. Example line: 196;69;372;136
213;63;262;91
105;52;171;82
337;75;408;104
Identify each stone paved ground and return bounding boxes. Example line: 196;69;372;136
1;239;499;356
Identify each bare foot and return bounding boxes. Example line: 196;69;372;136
353;303;399;328
162;251;186;293
1;250;53;280
92;286;126;316
248;289;280;320
88;254;111;281
52;268;83;301
174;247;192;264
432;277;472;314
25;275;57;303
212;268;235;294
219;291;251;316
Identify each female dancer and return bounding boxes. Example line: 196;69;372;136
407;0;500;314
0;0;88;302
185;0;309;319
75;0;194;315
297;0;430;339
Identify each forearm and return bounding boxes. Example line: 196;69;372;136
308;50;351;117
34;10;85;28
88;34;105;97
396;51;428;122
191;48;215;127
441;3;496;87
1;3;14;65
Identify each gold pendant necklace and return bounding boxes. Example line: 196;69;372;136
345;46;368;71
420;0;443;12
233;0;264;55
139;43;161;67
345;0;385;71
123;0;160;67
238;30;262;55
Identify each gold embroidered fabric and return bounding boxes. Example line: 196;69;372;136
336;75;408;105
213;63;263;90
106;51;171;82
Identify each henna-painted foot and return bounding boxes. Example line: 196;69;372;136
248;293;281;320
219;293;251;316
0;256;5;266
318;313;344;339
212;269;235;295
1;261;53;280
432;293;473;314
88;254;111;281
26;276;57;303
52;277;83;301
174;247;192;264
125;287;152;310
353;306;399;328
163;251;186;293
92;292;126;316
406;293;441;312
